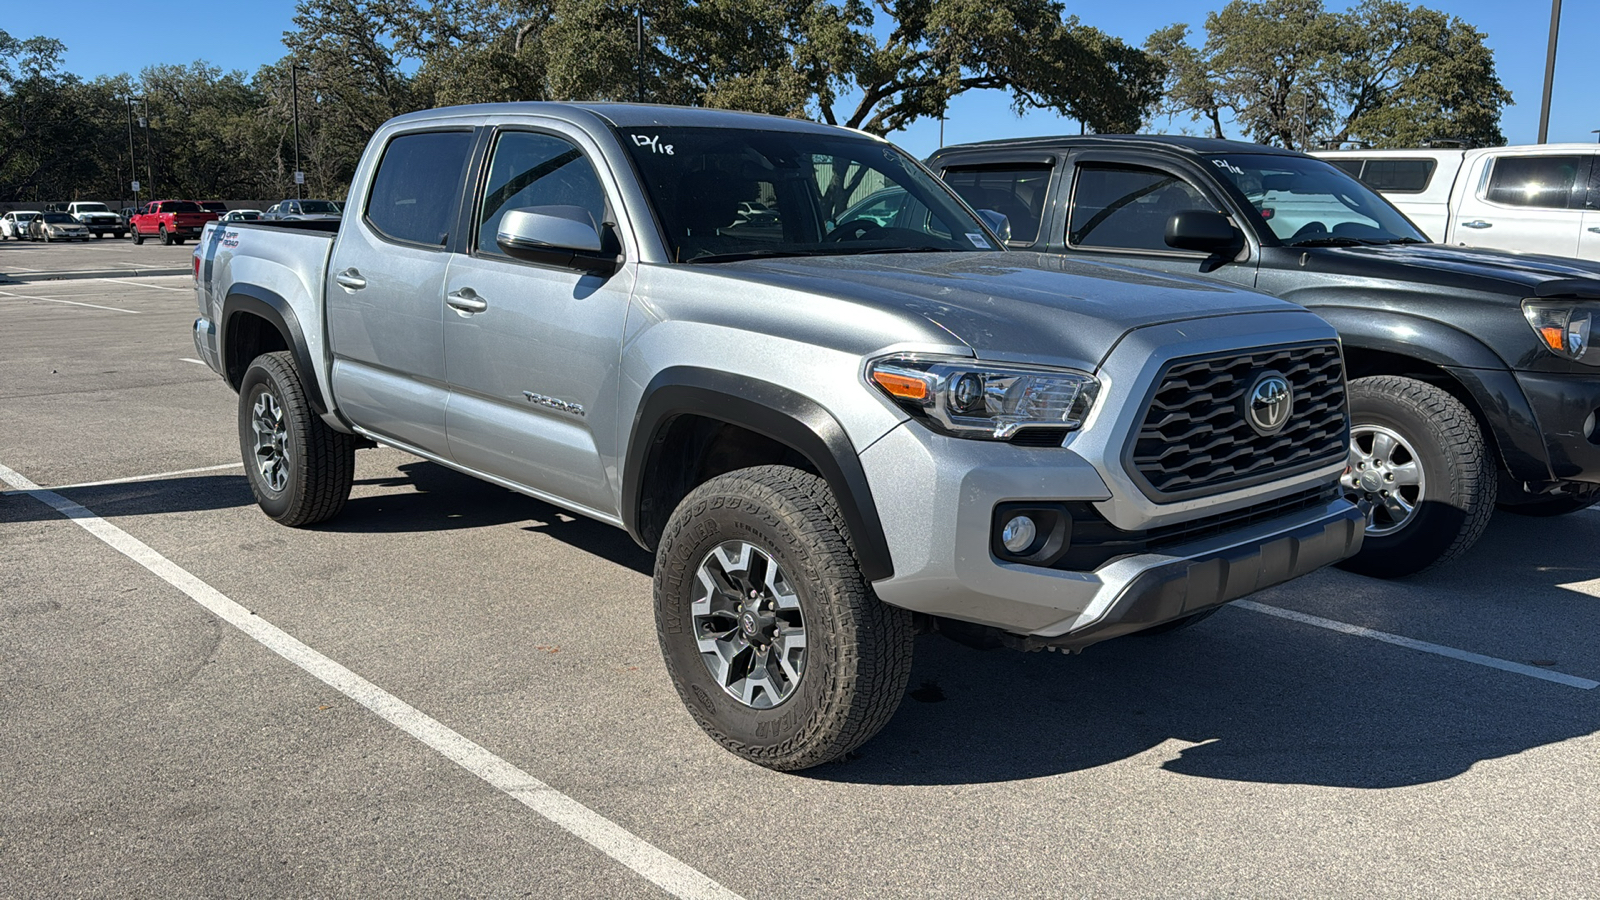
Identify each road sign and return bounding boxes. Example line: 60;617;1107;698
131;181;140;192
294;171;305;185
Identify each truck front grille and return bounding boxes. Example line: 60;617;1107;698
1128;342;1347;500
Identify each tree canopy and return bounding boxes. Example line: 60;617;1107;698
1146;0;1512;150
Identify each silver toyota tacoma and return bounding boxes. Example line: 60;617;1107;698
192;103;1364;770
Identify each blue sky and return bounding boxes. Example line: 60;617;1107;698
5;0;1596;158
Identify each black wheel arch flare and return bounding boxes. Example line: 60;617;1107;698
220;285;328;416
622;367;895;582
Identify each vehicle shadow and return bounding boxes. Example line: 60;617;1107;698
1;474;257;522
808;511;1600;789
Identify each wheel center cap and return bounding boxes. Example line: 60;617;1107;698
1359;469;1384;492
740;612;759;637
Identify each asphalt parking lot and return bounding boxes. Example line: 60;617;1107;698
3;241;1600;898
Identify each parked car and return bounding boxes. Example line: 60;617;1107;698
220;209;264;223
929;135;1600;578
0;210;42;240
65;201;128;238
1314;144;1600;257
29;211;92;242
193;102;1365;769
262;198;342;221
199;201;229;217
129;199;218;245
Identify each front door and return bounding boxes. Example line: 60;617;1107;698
1451;153;1589;257
442;125;635;517
326;127;478;456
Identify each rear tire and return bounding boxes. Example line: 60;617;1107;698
1336;376;1495;579
237;351;356;527
655;465;914;770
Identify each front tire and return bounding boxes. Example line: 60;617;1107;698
132;228;144;245
237;351;356;526
1336;375;1495;578
655;465;914;770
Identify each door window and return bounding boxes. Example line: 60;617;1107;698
364;130;476;247
1484;156;1585;209
943;165;1053;243
1068;164;1210;251
476;131;608;259
1356;159;1435;193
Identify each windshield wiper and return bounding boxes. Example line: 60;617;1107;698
1383;237;1427;244
685;248;840;264
1287;236;1374;247
842;245;962;255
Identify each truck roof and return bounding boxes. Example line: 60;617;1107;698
931;134;1310;160
386;101;868;139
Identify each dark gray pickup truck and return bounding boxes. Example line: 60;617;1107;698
928;136;1600;578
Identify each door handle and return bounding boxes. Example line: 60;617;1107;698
335;268;367;290
446;288;488;314
1461;220;1493;229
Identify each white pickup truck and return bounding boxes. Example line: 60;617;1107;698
1314;144;1600;259
65;201;128;239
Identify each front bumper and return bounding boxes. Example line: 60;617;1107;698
1517;371;1600;485
861;421;1362;645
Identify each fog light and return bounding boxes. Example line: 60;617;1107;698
1001;515;1037;553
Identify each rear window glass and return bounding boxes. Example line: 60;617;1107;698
942;164;1053;243
1485;156;1585;209
1357;159;1436;193
162;201;202;213
365;130;475;246
75;203;110;213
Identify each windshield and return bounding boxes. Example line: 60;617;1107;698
41;212;76;223
75;203;110;213
618;126;997;263
299;200;340;214
1203;154;1426;246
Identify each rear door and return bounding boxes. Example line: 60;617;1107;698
938;161;1058;249
1580;155;1600;262
440;121;635;516
1451;152;1587;257
326;126;479;456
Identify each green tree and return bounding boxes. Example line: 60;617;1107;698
1146;0;1511;150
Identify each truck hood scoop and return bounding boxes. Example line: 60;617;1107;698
712;252;1294;366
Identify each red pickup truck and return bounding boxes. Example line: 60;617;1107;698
130;200;218;246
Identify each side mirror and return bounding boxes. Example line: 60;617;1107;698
497;206;619;275
976;209;1012;244
1165;210;1243;255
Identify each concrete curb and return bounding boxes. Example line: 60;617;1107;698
0;267;190;284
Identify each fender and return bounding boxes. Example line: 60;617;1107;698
622;367;895;582
1313;306;1552;482
220;285;328;415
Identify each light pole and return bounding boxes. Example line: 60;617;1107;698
290;65;307;200
1538;0;1562;143
124;96;141;211
135;101;155;197
636;8;645;103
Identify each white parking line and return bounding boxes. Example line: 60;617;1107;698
44;462;244;491
179;358;209;367
0;288;138;314
0;460;744;900
99;277;191;292
1233;599;1599;689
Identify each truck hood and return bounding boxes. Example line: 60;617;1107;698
709;251;1296;365
1310;243;1600;298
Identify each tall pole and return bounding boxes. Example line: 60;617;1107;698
124;97;140;211
291;66;303;200
636;8;645;103
137;101;154;197
1538;0;1562;143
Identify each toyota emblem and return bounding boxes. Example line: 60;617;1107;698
1245;373;1293;435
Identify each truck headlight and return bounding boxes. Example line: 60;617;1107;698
1523;300;1600;366
868;354;1099;440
